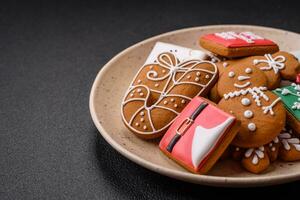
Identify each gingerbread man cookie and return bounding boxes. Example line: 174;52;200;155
121;42;218;139
200;31;279;58
218;65;286;148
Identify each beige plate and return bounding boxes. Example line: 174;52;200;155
90;25;300;187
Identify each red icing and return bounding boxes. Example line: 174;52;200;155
202;32;276;48
159;97;235;172
296;74;300;84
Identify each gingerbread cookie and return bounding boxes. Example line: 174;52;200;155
265;136;280;162
241;146;270;174
218;65;286;148
200;31;279;58
121;42;218;139
278;128;300;161
274;83;300;135
159;97;240;174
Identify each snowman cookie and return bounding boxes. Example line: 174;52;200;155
218;65;286;148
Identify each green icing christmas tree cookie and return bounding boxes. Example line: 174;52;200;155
273;83;300;121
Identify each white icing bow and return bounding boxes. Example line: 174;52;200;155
253;54;286;74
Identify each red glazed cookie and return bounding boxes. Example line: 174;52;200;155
121;42;217;139
159;97;240;174
218;65;286;148
200;31;279;58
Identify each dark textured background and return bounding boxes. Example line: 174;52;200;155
1;0;300;199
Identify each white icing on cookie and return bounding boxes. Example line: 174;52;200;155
245;68;252;74
244;110;253;118
241;98;251;106
279;130;300;151
228;71;235;78
248;123;256;131
253;54;286;74
237;75;250;81
233;82;251;89
191;117;235;168
244;146;265;165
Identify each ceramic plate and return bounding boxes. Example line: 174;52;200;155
89;25;300;187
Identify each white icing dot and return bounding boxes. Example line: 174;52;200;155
174;104;178;108
143;125;147;130
139;93;144;96
163;100;168;105
196;72;201;76
228;71;235;78
205;75;210;79
137;80;142;84
269;143;273;147
181;100;186;104
162;69;166;73
187;75;191;79
154;83;159;87
236;147;240;151
223;62;228;67
135;123;139;127
245;68;252;74
244;110;253;118
271;147;276;152
149;65;153;69
130;93;134;97
230;110;233;114
140;112;145;116
170;98;175;102
140;118;144;122
253;59;258;65
241;98;251;106
137;88;142;92
153;73;158;78
248;123;256;131
195;77;200;82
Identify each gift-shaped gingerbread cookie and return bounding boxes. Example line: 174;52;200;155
121;42;218;139
159;97;240;174
274;83;300;134
200;31;279;58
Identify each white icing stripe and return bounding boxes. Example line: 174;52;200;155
237;75;250;81
123;98;147;105
155;105;179;115
191;117;234;168
262;97;281;115
147;109;156;131
128;107;145;126
234;82;251;88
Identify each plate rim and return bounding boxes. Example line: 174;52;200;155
89;24;300;187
